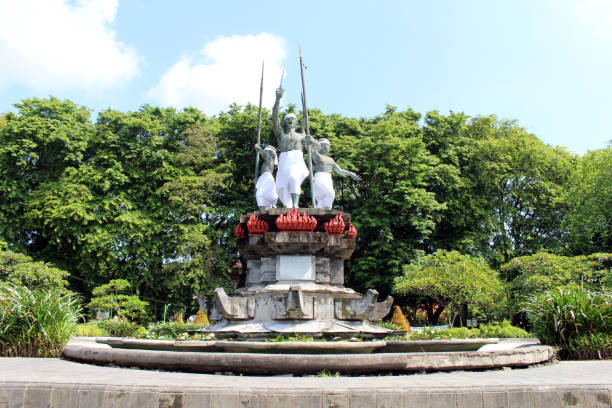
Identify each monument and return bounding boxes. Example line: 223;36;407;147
206;51;394;339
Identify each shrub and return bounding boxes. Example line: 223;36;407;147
75;323;107;337
404;305;447;326
522;286;611;359
94;319;140;337
0;284;81;357
87;279;148;322
135;325;148;338
146;321;208;339
0;250;69;291
405;321;529;340
478;320;530;338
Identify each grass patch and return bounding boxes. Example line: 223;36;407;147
75;323;108;337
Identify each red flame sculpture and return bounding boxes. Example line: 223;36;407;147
345;223;357;239
247;214;268;235
275;208;317;232
234;223;247;239
324;212;346;236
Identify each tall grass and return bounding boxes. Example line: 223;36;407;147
522;286;611;359
0;284;81;357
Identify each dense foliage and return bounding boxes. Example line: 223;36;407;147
0;96;610;324
502;252;611;319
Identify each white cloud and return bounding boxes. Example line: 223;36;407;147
0;0;141;92
147;33;287;115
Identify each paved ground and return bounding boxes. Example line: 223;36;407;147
0;350;610;407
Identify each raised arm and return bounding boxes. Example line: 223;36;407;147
272;88;284;140
255;143;265;158
332;163;361;181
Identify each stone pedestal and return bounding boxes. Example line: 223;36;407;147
207;209;394;339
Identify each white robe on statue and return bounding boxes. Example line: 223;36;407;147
314;171;335;209
255;172;278;210
275;150;309;208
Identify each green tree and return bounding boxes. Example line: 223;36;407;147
419;112;576;267
463;117;574;264
0;99;233;317
340;107;444;296
562;146;612;255
0;98;93;253
420;111;475;253
394;250;504;326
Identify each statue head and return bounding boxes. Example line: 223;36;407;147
319;138;330;154
264;145;278;165
282;113;298;132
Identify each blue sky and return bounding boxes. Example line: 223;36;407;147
0;0;610;154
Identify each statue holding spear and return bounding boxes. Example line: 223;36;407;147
253;62;279;210
272;69;310;208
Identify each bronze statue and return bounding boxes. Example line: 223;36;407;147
254;144;279;211
272;87;309;208
305;136;360;209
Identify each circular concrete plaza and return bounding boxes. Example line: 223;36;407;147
0;346;610;407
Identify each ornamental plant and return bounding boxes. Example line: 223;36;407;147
0;284;81;357
391;305;411;332
194;308;210;326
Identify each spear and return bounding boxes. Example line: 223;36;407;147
300;92;305;134
253;62;264;187
299;43;316;207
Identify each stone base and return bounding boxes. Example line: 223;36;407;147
227;209;393;339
